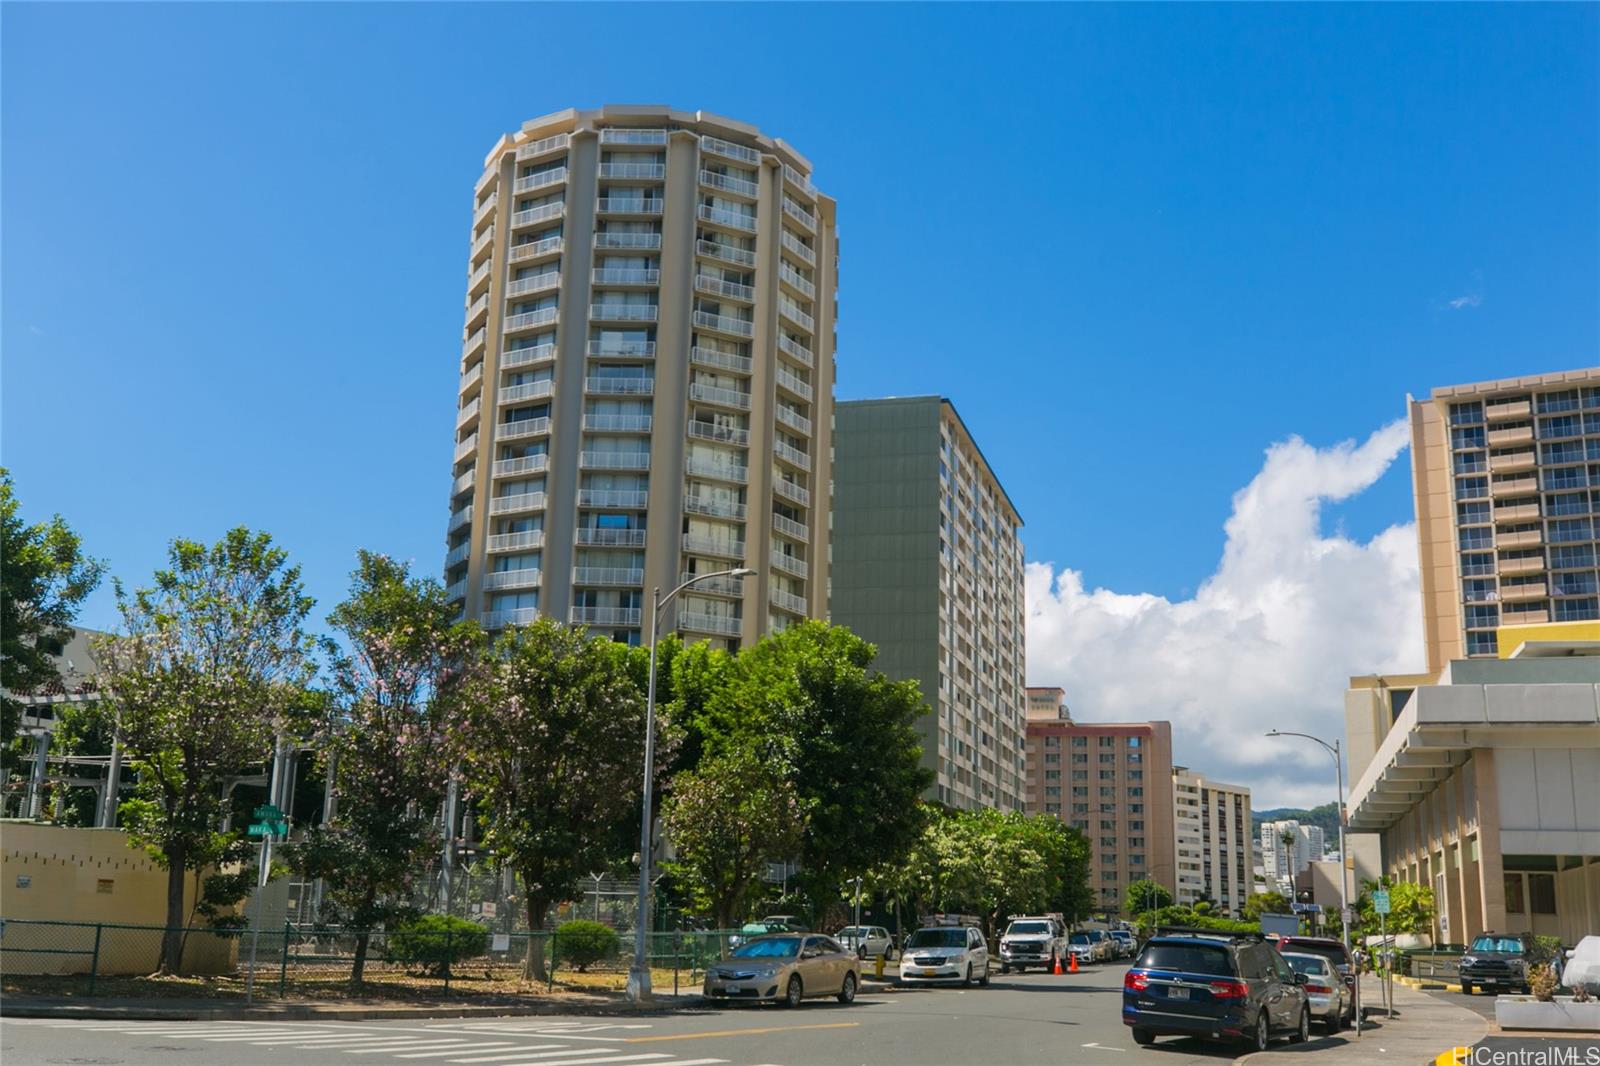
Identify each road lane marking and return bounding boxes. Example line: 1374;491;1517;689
346;1041;484;1054
1081;1043;1125;1052
486;1056;677;1066
439;1050;570;1064
395;1045;526;1059
448;1050;617;1063
621;1023;859;1043
242;1034;417;1045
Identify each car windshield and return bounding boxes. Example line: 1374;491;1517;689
837;927;863;937
1113;932;1134;939
1008;922;1050;935
1138;943;1233;977
1471;936;1524;953
1069;934;1091;944
731;936;801;959
1088;931;1106;940
907;929;966;949
1284;954;1329;975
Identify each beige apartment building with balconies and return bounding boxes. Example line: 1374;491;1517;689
443;106;836;645
1172;767;1253;916
1412;367;1600;670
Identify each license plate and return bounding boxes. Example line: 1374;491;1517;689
724;985;742;993
1167;986;1190;1000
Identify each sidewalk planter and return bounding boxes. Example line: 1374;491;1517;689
1494;995;1600;1032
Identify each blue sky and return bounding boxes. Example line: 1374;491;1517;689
5;2;1597;637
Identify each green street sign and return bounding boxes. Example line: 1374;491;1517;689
247;820;287;838
1373;890;1391;915
253;804;284;821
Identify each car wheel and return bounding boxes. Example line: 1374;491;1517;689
979;961;991;987
836;972;856;1004
784;974;803;1008
1292;1007;1309;1044
1000;963;1010;974
963;963;974;987
1250;1011;1270;1052
1460;981;1473;996
1131;1027;1154;1046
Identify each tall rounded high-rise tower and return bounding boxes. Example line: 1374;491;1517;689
444;106;836;648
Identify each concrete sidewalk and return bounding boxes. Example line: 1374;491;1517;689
1237;981;1488;1065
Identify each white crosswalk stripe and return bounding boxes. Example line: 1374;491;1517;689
203;1031;376;1042
481;1055;678;1066
393;1044;524;1059
346;1039;484;1054
249;1034;421;1046
446;1049;615;1064
442;1050;580;1064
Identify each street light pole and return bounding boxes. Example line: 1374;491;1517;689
1264;731;1351;953
626;567;756;1004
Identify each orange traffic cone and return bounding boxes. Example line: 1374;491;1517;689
1053;954;1064;975
1068;952;1079;974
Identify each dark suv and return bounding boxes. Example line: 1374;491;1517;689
1123;928;1312;1052
1274;935;1357;1026
1459;933;1535;995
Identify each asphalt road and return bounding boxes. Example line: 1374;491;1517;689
0;963;1359;1066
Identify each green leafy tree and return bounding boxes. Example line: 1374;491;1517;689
454;618;657;981
1125;878;1174;916
1243;890;1292;922
553;919;621;973
0;469;104;771
662;748;803;933
287;552;479;983
1355;878;1435;937
94;528;316;974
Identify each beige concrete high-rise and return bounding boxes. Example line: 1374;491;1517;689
1411;367;1600;671
443;106;836;646
1171;767;1252;916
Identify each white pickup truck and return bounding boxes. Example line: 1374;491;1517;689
999;915;1067;973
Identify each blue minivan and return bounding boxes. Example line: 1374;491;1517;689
1122;929;1311;1052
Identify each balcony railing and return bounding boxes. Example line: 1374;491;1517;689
700;134;760;164
575;527;647;547
483;568;543;591
515;132;571;161
581;451;651;471
454;433;478;461
773;478;810;507
778;263;815;299
774;439;811;470
588;340;656;359
770;587;808;614
782;163;818;199
467;260;491;294
496;417;552;442
493;455;550;480
686;422;751;448
693;309;754;337
685;456;749;482
690;346;753;374
589;303;659;322
700;169;759;198
509;235;564;263
451;468;475;497
448;505;473;532
697;238;757;267
776;368;813;402
463;327;487;358
597;198;664;216
582;413;652;433
570;605;644;626
503;343;556;369
456;397;481;428
682;535;745;560
573;567;645;587
598;162;666;180
677;611;742;637
513;167;568;193
695;274;755;302
780;230;815;265
771;550;809;579
465;292;490;325
577;488;649;509
592;267;661;287
594;231;662;251
489;491;547;516
781;197;817;231
697;204;758;232
481;607;538;630
473;193;497;227
444;542;470;569
689;383;752;410
472;225;495;259
487;529;545;553
507;273;561;297
679;571;746;597
777;334;813;366
504;308;559;332
585;376;655;395
684;495;748;520
776;406;812;436
460;362;484;394
780;301;815;332
772;512;809;541
600;128;668;146
445;579;467;602
512;203;566;228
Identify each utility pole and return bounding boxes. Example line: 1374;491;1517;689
440;770;460;915
98;733;123;828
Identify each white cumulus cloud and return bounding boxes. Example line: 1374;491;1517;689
1025;421;1424;811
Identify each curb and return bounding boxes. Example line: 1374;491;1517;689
2;997;712;1023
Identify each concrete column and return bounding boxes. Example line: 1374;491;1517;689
1472;748;1508;934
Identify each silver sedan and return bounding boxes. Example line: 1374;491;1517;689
1282;951;1350;1033
704;933;862;1007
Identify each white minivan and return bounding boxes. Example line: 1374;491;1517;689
899;922;991;986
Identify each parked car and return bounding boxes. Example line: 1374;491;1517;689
1123;928;1312;1051
728;920;800;950
1460;932;1536;995
1281;951;1350;1033
1274;934;1357;1026
1067;932;1098;965
703;933;861;1007
1110;930;1139;959
1000;916;1066;973
836;925;897;960
761;914;808;930
1086;929;1116;961
1562;935;1600;994
899;921;992;987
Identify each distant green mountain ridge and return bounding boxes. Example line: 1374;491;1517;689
1251;802;1340;842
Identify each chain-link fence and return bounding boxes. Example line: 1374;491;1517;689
1;918;736;1000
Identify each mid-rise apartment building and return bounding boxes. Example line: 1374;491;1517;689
443;106;836;645
1411;368;1600;671
831;397;1027;811
1258;819;1324;888
1171;767;1253;915
1024;718;1176;913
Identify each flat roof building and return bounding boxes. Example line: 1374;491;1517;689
1172;767;1253;916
